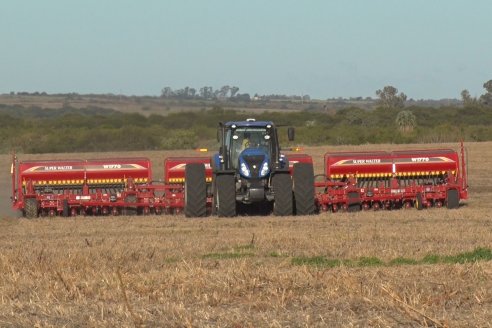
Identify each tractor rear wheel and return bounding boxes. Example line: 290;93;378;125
446;189;459;209
25;198;38;219
293;163;315;215
273;173;293;216
184;163;207;217
215;174;236;217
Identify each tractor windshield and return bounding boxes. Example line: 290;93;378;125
227;127;271;169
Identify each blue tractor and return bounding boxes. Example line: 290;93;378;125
183;119;315;217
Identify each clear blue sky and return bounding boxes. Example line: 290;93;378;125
1;0;490;99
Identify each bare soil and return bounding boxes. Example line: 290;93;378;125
0;142;491;327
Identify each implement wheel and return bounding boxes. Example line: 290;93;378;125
347;191;361;212
446;189;459;209
215;174;236;217
273;173;293;216
415;192;424;210
25;198;38;219
124;194;138;216
62;199;70;217
293;163;316;215
184;163;207;217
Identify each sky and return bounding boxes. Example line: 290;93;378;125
0;0;491;100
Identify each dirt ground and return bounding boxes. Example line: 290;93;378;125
0;142;491;327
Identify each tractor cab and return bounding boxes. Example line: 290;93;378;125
215;119;289;174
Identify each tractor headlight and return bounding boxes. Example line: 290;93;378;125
240;162;251;177
260;161;270;177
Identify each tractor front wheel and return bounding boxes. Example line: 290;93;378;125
273;173;293;216
215;174;236;217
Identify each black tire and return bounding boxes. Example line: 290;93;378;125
293;163;316;215
215;174;236;217
211;174;218;215
415;192;424;210
184;163;207;217
273;173;293;216
124;194;138;216
347;191;361;212
24;198;38;219
446;189;459;209
62;199;70;217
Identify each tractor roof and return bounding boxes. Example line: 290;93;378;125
224;120;274;128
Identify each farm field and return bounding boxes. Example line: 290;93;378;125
0;142;491;327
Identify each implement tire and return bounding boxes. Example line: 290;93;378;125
273;173;293;216
25;198;38;219
446;189;459;209
216;174;236;217
124;194;138;216
184;163;207;217
62;199;69;217
347;191;361;212
415;192;424;210
293;163;316;215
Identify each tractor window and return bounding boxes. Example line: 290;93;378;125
230;127;271;168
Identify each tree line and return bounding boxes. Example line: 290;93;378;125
161;85;251;101
2;79;491;153
1;101;491;154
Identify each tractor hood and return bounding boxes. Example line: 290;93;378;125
238;148;270;178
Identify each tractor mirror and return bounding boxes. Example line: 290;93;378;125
216;128;220;142
287;127;295;141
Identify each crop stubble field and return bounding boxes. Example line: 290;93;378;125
0;142;491;327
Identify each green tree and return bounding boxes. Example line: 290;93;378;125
480;80;492;106
376;86;407;109
230;86;240;97
395;110;416;133
461;89;479;107
483;80;492;93
161;87;173;98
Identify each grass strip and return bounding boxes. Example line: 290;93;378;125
202;243;256;260
202;252;254;260
291;247;492;268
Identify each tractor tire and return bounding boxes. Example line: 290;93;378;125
347;191;361;212
293;163;316;215
215;174;236;217
211;174;218;215
124;194;138;216
415;192;424;210
62;199;70;217
24;198;38;219
184;163;207;217
273;173;293;216
446;189;459;209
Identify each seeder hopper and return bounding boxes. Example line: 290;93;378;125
315;143;468;212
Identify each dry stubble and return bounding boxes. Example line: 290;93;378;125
0;142;491;327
